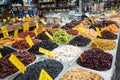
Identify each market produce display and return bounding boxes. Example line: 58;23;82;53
77;48;113;71
73;27;97;38
101;24;119;33
66;29;78;35
62;20;81;30
12;39;39;50
0;37;23;46
52;29;74;44
35;31;53;40
18;31;35;38
13;59;63;80
97;30;117;40
52;45;82;62
60;68;103;80
69;35;91;47
0;46;16;57
28;40;58;54
0;51;36;78
90;38;116;50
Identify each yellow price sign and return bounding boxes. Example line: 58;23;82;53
39;47;55;58
45;31;53;40
1;26;9;38
112;10;117;15
40;19;47;25
95;27;102;37
14;30;18;41
23;23;29;32
0;52;2;58
3;19;7;23
36;21;39;28
58;22;62;25
90;16;94;24
89;37;98;47
39;69;53;80
7;17;10;21
34;29;38;37
16;17;19;20
25;35;34;47
9;54;26;74
77;27;84;34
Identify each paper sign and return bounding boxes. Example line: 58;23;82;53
14;30;18;41
45;31;53;40
40;19;47;25
9;54;26;74
23;23;29;32
16;17;19;20
7;17;10;21
89;37;98;47
77;27;84;34
0;52;2;58
39;69;53;80
25;35;34;47
90;17;94;24
112;10;117;15
34;29;38;37
1;26;9;38
36;21;39;28
39;47;55;57
58;22;62;25
95;27;102;37
3;19;7;23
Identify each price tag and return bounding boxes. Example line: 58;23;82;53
36;21;39;28
89;37;98;47
9;54;26;74
34;29;38;37
40;19;47;25
11;18;16;23
25;35;34;47
39;47;55;58
3;19;7;23
14;30;18;41
80;55;83;62
90;16;94;24
16;17;19;20
112;10;117;15
58;22;62;25
77;27;84;34
23;23;29;32
39;69;53;80
0;52;2;58
95;27;102;37
7;17;10;21
45;31;53;40
1;26;9;38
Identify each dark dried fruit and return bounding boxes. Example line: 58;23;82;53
13;59;63;80
97;30;117;40
77;48;113;71
69;35;91;47
0;51;36;78
28;40;58;54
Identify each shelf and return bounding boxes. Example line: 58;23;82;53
40;5;76;10
38;1;55;4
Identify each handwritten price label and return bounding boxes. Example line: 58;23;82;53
14;30;18;41
39;47;55;58
9;54;26;74
1;26;9;38
23;23;29;32
40;19;47;25
25;35;34;47
45;31;53;40
0;52;2;58
39;69;53;80
95;27;102;37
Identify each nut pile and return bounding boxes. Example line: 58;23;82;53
28;40;58;54
12;39;39;50
0;51;36;78
77;48;113;71
60;68;103;80
13;59;63;80
53;45;81;62
69;35;91;47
